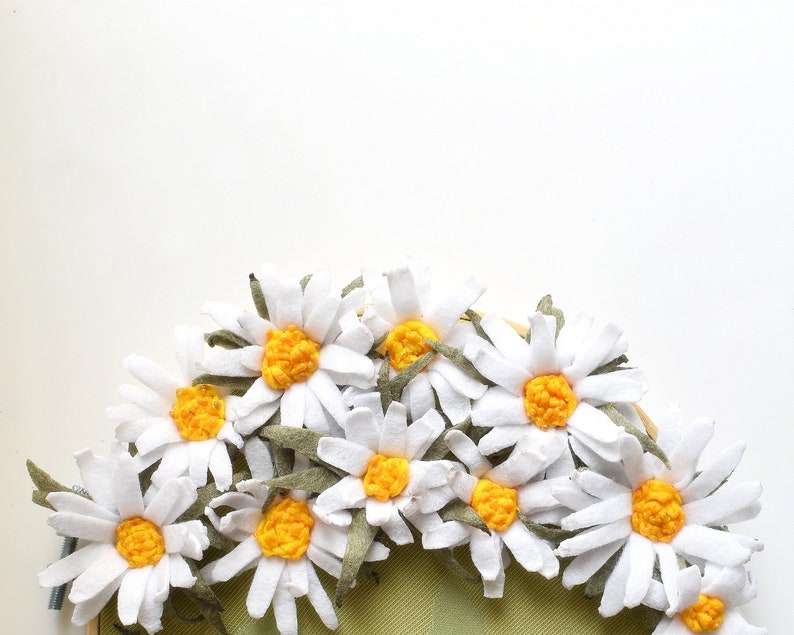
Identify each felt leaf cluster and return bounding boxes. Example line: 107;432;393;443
31;262;765;635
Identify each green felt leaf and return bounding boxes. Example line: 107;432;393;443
438;498;489;534
535;294;565;340
388;350;436;401
205;329;249;350
599;404;670;468
183;561;228;635
190;374;257;395
299;273;312;291
429;547;480;583
464;309;489;341
377;355;392;412
518;515;578;545
335;509;379;607
264;466;341;494
427;339;491;386
342;275;364;297
248;273;269;321
27;460;78;510
422;418;472;461
258;425;328;465
591;354;630;375
584;546;623;599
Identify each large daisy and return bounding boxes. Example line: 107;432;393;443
465;310;645;461
107;325;244;491
202;265;376;435
201;439;388;635
423;430;564;598
554;408;763;618
37;448;209;633
360;260;487;423
313;394;456;545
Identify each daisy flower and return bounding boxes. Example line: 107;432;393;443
313;394;456;545
360;259;487;423
465;309;645;461
37;448;209;633
424;430;564;598
554;408;763;618
107;325;244;491
201;439;388;635
648;563;766;634
202;265;376;435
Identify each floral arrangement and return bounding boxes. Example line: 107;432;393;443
30;262;765;635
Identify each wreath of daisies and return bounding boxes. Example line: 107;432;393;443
30;263;765;635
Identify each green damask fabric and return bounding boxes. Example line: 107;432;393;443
99;543;646;635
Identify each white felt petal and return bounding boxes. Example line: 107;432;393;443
70;570;125;626
379;401;408;456
448;467;479;503
207;442;233;492
387;266;422;323
233;378;281;418
361;266;395;326
202;301;250;338
306;562;338;629
624;533;655;607
123;354;181;401
655;543;683;614
486;445;546;488
114;453;146;519
572;469;630;501
335;317;375;355
173;324;205;381
500;522;545;574
275;280;304;328
476;425;526;456
74;448;115;510
561;541;623;588
620;435;655;489
426;276;486;339
382;511;414;545
681;441;745;502
306;370;349;424
318;344;376;388
401;371;436;421
527;312;560;376
301;268;332;319
187;438;214;486
280;382;306;428
201;536;262;583
258;263;283;321
202;346;262;377
405;410;446;460
168;554;196;588
365;498;395;527
567;402;621;445
445;430;491;476
464;337;528;394
107;403;153;424
38;543;111;587
556;520;632;557
483;567;506;599
314;476;368;515
285;558;309;597
666;418;714;486
422;521;470;550
554;311;594;368
344;407;381;452
470;530;503;581
470;385;528;427
308;522;349;559
306;544;343;579
684;482;762;527
598;545;631;617
46;492;119;522
247;556;285;619
48;512;118;543
144;477;197;526
573;373;643;404
564;321;623;383
304;295;341;344
480;313;533;367
317;438;373;475
244;437;274;481
428;369;471;424
719;611;768;635
134;420;181;456
273;580;299;635
69;548;130;603
561;493;632;531
163;521;208;559
117;565;150;625
671;524;752;566
118;382;172;416
151;443;190;486
431;356;487;400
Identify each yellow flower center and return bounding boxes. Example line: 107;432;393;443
631;479;686;542
382;320;439;371
170;384;225;441
254;498;314;560
261;325;321;390
680;594;725;632
362;455;410;502
523;374;578;430
471;478;518;532
116;517;166;568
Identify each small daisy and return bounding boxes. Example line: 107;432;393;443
647;563;766;634
424;430;563;598
554;408;763;618
360;259;487;423
313;394;456;545
465;310;645;461
38;448;209;633
201;439;388;635
202;265;376;435
107;325;244;491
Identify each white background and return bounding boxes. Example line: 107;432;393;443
2;2;792;633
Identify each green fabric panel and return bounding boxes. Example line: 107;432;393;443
99;543;646;635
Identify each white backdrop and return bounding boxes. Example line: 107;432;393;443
2;2;792;633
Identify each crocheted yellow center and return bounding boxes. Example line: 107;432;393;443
254;498;314;560
170;384;225;441
471;478;518;532
262;325;321;390
631;479;686;542
363;455;410;502
680;594;725;632
116;518;165;568
382;320;438;371
523;374;578;430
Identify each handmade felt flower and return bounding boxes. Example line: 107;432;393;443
645;563;766;634
201;265;376;435
107;325;244;491
313;394;456;544
465;310;645;461
423;430;564;598
360;260;487;423
37;448;209;633
554;408;763;618
201;439;388;635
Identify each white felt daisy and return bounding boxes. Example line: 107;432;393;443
107;325;244;491
202;265;376;435
38;448;209;633
313;394;456;545
201;439;388;635
465;310;645;461
423;430;563;598
648;563;766;634
361;260;487;423
554;408;763;618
